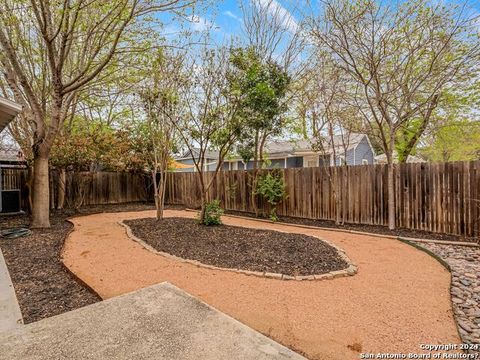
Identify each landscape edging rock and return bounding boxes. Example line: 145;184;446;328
118;219;357;282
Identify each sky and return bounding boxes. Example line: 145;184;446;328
176;0;480;42
159;0;304;46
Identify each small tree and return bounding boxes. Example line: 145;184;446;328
295;51;362;225
136;50;183;220
255;169;287;222
173;46;244;224
228;47;290;216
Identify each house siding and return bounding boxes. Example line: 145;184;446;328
354;136;375;165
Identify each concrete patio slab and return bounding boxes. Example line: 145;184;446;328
0;247;22;333
0;282;305;360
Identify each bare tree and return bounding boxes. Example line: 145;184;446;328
0;0;192;227
308;0;480;229
296;51;360;224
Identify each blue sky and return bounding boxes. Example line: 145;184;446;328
175;0;480;43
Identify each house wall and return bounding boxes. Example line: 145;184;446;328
354;136;375;165
333;136;374;166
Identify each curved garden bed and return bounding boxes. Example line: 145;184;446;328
123;217;351;278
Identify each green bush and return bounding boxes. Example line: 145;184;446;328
201;200;224;226
255;169;287;222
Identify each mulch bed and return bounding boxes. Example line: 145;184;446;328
124;217;349;276
225;210;479;243
0;202;177;324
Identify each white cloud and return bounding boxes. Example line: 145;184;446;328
255;0;299;34
224;10;242;22
189;15;219;32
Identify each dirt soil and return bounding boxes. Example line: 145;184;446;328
0;202;179;324
63;210;461;360
125;217;348;276
225;210;478;243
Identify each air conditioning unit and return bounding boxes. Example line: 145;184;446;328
0;190;21;213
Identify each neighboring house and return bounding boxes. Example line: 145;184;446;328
0;96;23;214
0;96;22;133
174;133;375;172
374;151;425;164
174;148;220;173
0;150;26;169
224;133;375;170
0;97;25;170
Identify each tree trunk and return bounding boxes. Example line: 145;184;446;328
199;191;207;224
57;168;66;210
387;161;395;230
157;171;167;220
251;131;260;216
333;167;341;225
24;165;34;214
152;170;161;221
31;154;50;228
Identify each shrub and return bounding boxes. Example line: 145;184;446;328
201;200;224;226
255;169;287;222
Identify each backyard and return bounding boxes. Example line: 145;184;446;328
1;200;479;359
0;0;480;359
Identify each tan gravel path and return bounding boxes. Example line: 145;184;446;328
62;210;460;360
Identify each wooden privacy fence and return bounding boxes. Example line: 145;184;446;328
51;171;150;208
1;170;151;210
165;161;480;238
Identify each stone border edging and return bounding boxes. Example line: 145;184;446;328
118;219;357;281
202;210;479;248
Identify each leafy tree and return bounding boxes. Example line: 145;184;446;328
173;46;245;224
0;0;192;227
421;120;480;162
135;50;184;220
228;46;290;215
255;169;287;222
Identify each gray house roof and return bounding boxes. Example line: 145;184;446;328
263;133;367;158
176;148;220;160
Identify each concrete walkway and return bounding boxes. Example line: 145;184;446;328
63;210;460;360
0;282;305;360
0;247;22;333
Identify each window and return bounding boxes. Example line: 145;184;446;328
362;159;369;165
